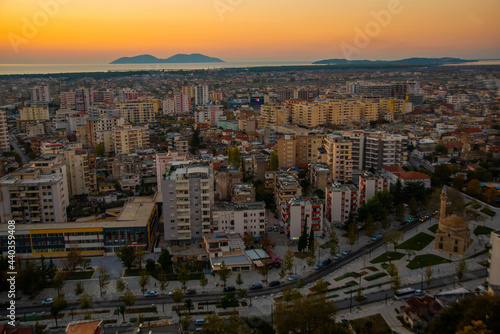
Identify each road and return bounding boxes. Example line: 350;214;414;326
9;133;29;165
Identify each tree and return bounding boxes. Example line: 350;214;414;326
115;245;137;271
94;143;105;157
98;265;110;297
306;242;318;267
118;305;126;322
270;151;279;171
190;129;201;153
116;278;126;293
355;287;365;304
139;270;150;293
145;258;156;275
308;226;315;251
184;299;193;314
74;281;84;296
328;231;339;256
53;271;65;294
393;177;403;205
157;249;173;272
258;265;269;282
385;231;403;253
64;244;83;272
51;294;67;327
395;203;405;223
177;265;189;291
347;223;357;249
427;294;500;334
158;270;168;295
135;247;146;269
452;174;466;190
122;288;136;308
434;143;449;155
484;187;498;204
387;263;401;293
79;292;93;310
217;261;232;287
259;235;276;250
425;266;433;288
200;271;208;292
172;287;184;304
365;214;375;237
408;197;419;217
313;280;329;295
235;272;243;289
456;259;468;281
466;179;482;197
432;164;452;187
220;292;239;309
381;207;390;230
298;216;309;252
457;320;494;334
228;146;241;169
18;261;44;298
447;187;466;216
274;294;344;334
200;314;228;333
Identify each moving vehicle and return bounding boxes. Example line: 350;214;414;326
186;289;197;295
342;250;351;255
415;289;425;296
287;275;298;281
314;263;324;270
42;298;53;305
269;280;281;287
223;286;236;293
394;288;416;300
144;291;159;297
249;283;263;290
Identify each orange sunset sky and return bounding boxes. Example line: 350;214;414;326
1;0;499;64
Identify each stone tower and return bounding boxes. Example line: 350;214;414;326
440;186;447;223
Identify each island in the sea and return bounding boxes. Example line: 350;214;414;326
312;57;477;65
110;53;225;64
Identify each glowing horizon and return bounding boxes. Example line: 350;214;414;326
1;0;499;64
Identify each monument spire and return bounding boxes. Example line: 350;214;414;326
440;185;447;223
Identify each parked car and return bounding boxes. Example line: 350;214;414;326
223;286;236;293
168;290;174;295
322;258;332;266
314;263;324;270
186;289;197;295
144;291;159;297
267;227;273;232
42;298;53;305
273;227;279;232
342;250;351;256
287;275;298;281
249;283;263;290
265;219;268;224
333;254;341;260
269;280;281;287
274;223;279;227
371;235;378;241
377;232;384;238
415;289;425;296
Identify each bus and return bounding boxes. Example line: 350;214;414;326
394;288;416;300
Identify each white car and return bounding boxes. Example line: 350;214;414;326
42;298;54;305
287;275;298;281
144;291;159;297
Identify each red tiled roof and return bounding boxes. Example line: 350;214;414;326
382;166;405;173
396;171;430;180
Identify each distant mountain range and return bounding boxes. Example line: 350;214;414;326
110;53;225;64
312;57;477;65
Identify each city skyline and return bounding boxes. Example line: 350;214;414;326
0;0;499;64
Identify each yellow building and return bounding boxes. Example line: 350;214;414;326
379;98;407;121
260;103;289;125
323;134;353;183
324;100;361;125
291;101;325;128
113;125;150;154
117;101;155;124
20;106;49;121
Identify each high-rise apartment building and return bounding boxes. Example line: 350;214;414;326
325;183;359;224
30;85;50;104
194;85;209;105
281;196;323;240
63;149;95;197
20;106;49;121
60;91;76;109
358;172;389;206
0;111;9;152
86;116;125;148
75;88;93;112
0;167;68;224
291;101;325;128
161;163;214;244
113;125;150;154
323;134;353;183
212;202;266;236
117;101;155;124
260;103;289;125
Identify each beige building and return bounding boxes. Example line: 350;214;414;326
232;183;256;204
216;167;242;201
324;100;362;125
323;134;353;183
309;162;332;190
20;106;49;121
281;196;323;240
113;125;149;154
63;149;95;197
274;172;301;205
275;133;324;169
260;103;289;125
117;101;155;124
488;230;500;295
379;98;408;121
0;110;9;152
291;101;325;128
0;167;68;224
212;202;266;236
434;188;472;256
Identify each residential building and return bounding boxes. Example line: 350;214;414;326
113;124;149;154
86;116;125;148
155;151;193;193
195;84;209;105
161;162;214;244
382;166;431;188
323;134;353;183
216;167;242;200
291;101;325;128
65;320;104;334
20;105;49;121
204;233;252;272
30;85;50;104
60;91;76;109
325;183;359;224
274;172;301;205
297;88;319;100
0;167;68;224
251;154;270;181
309;162;332;190
63;149;95;197
212;202;266;236
232;183;256;204
281;195;323;240
74;88;92;112
275;133;324;169
358;172;389;206
0;110;9;152
117;101;155;124
260;103;289;125
488;230;500;295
